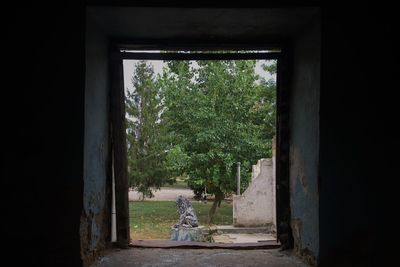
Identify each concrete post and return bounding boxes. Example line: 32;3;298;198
237;162;241;195
111;153;117;242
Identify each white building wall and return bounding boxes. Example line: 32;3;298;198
233;156;276;229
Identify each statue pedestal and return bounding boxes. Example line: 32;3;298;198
170;226;203;241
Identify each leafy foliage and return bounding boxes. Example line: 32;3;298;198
159;59;276;222
126;58;276;219
126;60;173;199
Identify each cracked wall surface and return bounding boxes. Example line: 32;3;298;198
81;15;111;266
289;17;320;266
233;158;276;228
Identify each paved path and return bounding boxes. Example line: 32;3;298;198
129;188;194;201
92;248;307;267
213;233;275;243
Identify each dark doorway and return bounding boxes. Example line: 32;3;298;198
109;48;292;249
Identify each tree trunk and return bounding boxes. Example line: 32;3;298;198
208;192;224;224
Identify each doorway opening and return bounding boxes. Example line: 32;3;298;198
110;48;291;248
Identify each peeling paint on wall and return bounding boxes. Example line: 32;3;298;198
81;16;111;266
289;17;320;264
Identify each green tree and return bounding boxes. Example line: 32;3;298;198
126;60;172;200
160;59;276;223
256;61;277;142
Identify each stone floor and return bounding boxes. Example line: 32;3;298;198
214;225;273;234
213;233;276;243
91;248;308;267
211;225;276;244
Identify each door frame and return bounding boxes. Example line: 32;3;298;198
108;44;293;249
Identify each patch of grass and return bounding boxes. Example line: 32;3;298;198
129;200;232;240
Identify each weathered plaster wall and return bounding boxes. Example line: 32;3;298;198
81;16;110;265
233;158;275;229
289;18;320;266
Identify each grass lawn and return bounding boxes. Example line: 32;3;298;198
129;200;232;240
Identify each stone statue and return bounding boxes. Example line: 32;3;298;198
173;195;199;228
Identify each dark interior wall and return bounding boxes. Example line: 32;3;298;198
80;15;111;265
318;6;397;266
289;18;321;265
4;3;85;267
5;2;395;267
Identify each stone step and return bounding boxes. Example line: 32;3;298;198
199;224;275;235
213;233;276;244
170;227;204;241
216;225;275;234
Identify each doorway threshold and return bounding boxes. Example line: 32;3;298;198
129;240;280;249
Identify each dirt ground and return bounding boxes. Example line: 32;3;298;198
92;248;308;267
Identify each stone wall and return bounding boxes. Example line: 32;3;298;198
233;157;276;229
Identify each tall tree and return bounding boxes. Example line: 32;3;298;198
160;59;276;223
126;60;172;200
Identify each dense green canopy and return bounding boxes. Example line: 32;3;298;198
126;58;276;222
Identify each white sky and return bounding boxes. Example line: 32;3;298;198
123;59;275;93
